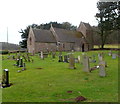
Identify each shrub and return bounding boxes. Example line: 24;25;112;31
0;50;9;54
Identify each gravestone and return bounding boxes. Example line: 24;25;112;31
40;51;44;59
69;53;76;69
19;58;23;67
58;55;63;62
22;63;26;71
83;55;90;72
78;56;81;63
98;53;103;62
99;61;106;77
16;59;20;66
112;53;116;59
2;69;10;87
64;55;69;63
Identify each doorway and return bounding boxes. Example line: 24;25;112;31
82;44;84;52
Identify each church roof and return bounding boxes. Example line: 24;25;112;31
53;28;83;42
32;29;57;43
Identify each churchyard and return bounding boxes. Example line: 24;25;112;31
0;50;119;102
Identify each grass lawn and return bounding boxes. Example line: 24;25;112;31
1;50;119;102
94;44;120;49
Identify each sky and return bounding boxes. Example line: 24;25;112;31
0;0;99;44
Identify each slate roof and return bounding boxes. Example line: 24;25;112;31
32;29;57;43
82;22;93;30
53;28;83;42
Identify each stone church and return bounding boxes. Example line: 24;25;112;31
27;22;93;54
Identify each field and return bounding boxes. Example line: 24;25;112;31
94;44;120;49
1;50;119;102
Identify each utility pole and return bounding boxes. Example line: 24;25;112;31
7;27;8;50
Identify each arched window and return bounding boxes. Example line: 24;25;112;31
29;37;32;45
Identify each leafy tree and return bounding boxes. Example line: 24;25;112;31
19;24;38;48
95;1;119;49
19;22;77;48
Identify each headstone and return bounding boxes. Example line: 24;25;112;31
16;59;20;66
83;55;90;72
99;61;106;77
78;56;81;63
98;53;103;62
19;58;23;67
2;69;10;87
40;51;44;59
69;53;76;69
22;63;26;71
58;55;63;62
112;53;116;59
63;55;69;63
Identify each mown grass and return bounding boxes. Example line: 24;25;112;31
94;44;120;49
1;50;119;102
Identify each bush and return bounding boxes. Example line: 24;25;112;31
0;50;9;54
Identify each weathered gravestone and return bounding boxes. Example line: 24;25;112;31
40;51;44;59
58;55;63;62
64;55;69;63
15;59;20;66
19;58;23;67
2;69;10;87
83;55;90;72
69;53;76;69
78;56;81;63
99;61;106;77
112;53;117;59
98;53;103;62
22;63;26;71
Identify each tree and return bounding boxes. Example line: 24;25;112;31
19;22;77;48
95;1;119;49
19;24;39;48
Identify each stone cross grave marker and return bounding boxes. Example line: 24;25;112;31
83;55;90;72
99;61;106;77
69;53;76;69
112;53;117;59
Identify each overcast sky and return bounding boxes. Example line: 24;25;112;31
0;0;99;44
